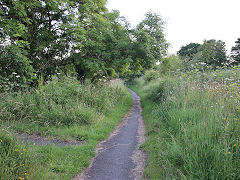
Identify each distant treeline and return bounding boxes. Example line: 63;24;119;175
177;39;240;70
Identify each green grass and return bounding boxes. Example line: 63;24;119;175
0;77;133;179
131;68;240;179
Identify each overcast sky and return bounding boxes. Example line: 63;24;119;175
107;0;240;54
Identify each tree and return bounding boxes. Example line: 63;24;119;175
230;38;240;66
0;0;109;82
177;43;201;60
68;10;133;81
0;0;75;80
201;39;228;68
0;1;168;85
132;12;169;71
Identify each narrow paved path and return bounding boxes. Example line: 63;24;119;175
74;89;145;180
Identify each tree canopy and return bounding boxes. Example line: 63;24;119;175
177;40;228;70
230;38;240;66
0;1;168;87
177;43;201;60
201;39;227;68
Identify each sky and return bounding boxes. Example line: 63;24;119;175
106;0;240;54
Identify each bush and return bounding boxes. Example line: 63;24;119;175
158;55;182;75
143;70;159;82
0;45;35;92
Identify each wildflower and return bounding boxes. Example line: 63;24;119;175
20;164;24;166
23;149;27;152
223;118;226;121
12;72;17;75
19;177;24;180
24;172;28;175
234;144;237;147
16;75;20;78
0;139;2;143
14;149;19;152
228;152;231;155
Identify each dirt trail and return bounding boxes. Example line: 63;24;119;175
73;89;146;180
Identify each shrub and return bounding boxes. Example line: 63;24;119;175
0;45;35;92
143;70;159;82
158;55;182;75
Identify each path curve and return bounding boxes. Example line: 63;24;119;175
73;89;146;180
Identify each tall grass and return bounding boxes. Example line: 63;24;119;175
0;76;127;130
0;76;132;179
132;67;240;179
0;130;42;179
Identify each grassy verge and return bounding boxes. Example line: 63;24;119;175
0;77;132;179
130;67;240;179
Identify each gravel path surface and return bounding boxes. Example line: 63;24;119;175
73;89;146;180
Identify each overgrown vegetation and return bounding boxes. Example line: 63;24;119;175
0;78;132;179
131;63;240;179
1;0;240;179
1;76;126;128
0;131;35;180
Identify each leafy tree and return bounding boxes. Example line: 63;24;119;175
158;55;182;75
201;39;228;68
132;12;169;71
69;10;132;81
0;0;108;81
0;1;169;85
177;43;201;60
0;0;74;79
230;38;240;66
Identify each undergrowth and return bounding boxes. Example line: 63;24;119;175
131;66;240;179
0;76;126;132
0;77;132;179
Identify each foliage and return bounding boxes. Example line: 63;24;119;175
0;45;35;92
0;76;127;128
131;66;240;179
158;55;182;75
177;42;201;60
230;38;240;66
0;0;72;79
143;70;159;82
0;1;168;85
0;130;37;179
177;40;229;71
201;39;228;68
69;11;133;81
132;12;169;71
0;77;132;179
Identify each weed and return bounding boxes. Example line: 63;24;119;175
131;66;240;179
